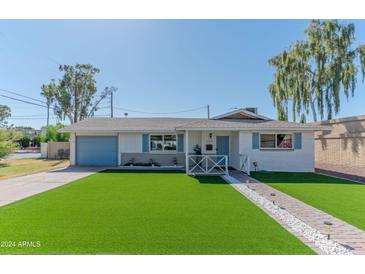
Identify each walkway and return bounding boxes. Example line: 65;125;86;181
0;166;101;207
230;171;365;255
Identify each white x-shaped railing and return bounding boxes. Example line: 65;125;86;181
187;155;228;175
239;154;250;175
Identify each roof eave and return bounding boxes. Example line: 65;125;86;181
211;109;271;121
58;129;180;133
176;126;329;131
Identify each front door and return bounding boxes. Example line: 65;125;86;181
216;136;229;166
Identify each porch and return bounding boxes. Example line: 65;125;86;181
118;129;251;176
184;130;250;176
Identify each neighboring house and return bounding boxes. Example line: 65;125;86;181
15;127;42;139
59;108;326;174
315;115;365;178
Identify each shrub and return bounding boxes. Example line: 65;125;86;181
41;124;70;142
0;128;21;158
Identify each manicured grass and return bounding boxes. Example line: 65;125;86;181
0;158;69;179
251;172;365;231
0;170;312;254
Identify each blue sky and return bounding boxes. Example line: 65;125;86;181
1;20;365;128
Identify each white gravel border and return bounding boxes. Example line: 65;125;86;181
222;175;352;255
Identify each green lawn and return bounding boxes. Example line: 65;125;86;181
251;172;365;231
0;170;312;254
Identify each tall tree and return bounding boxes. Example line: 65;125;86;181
41;82;56;127
269;20;365;122
0;104;11;127
42;64;100;124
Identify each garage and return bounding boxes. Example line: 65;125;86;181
76;136;118;166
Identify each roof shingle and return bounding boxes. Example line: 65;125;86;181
59;117;327;132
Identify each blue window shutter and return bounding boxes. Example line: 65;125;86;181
142;134;149;152
177;134;184;152
252;132;259;149
294;133;302;149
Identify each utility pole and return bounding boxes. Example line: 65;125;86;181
110;90;114;118
207;104;210;119
46;101;50;127
88;86;117;118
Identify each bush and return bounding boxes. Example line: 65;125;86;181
19;136;31;148
40;124;70;143
0;128;21;158
32;135;42;147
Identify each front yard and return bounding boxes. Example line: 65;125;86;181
0;170;312;254
0;158;69;180
251;172;365;232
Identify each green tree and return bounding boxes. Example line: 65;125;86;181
41;82;56;127
19;136;31;148
268;20;365;122
40;124;70;142
0;105;11;127
42;64;100;124
0;128;20;158
32;135;42;147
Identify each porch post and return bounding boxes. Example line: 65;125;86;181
225;155;228;175
185;130;189;174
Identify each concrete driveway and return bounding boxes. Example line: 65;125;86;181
0;166;102;207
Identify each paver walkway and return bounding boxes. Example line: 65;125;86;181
0;166;101;207
230;171;365;255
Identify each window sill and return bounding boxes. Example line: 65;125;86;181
147;151;178;154
259;148;294;151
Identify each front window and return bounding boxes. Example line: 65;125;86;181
150;135;163;151
260;134;293;149
150;135;176;152
260;134;275;148
276;134;293;148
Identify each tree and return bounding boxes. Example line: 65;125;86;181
18;136;31;148
0;105;11;127
40;124;70;142
32;135;42;147
41;82;56;127
42;64;100;124
0;128;20;158
268;20;365;122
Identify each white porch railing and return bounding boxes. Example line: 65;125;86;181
239;154;250;175
187;155;228;176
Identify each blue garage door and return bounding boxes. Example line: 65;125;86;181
76;136;118;166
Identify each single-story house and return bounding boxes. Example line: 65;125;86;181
59;108;327;175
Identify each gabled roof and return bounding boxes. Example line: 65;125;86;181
212;108;271;121
59;118;201;132
59;117;328;133
176;118;326;131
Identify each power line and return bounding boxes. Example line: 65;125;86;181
113;105;207;115
9;114;58;118
0;88;46;104
0;94;50;109
8;117;58;120
9;115;45;117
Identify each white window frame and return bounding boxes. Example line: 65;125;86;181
149;134;177;153
259;133;293;150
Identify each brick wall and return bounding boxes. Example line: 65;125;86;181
315;115;365;168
